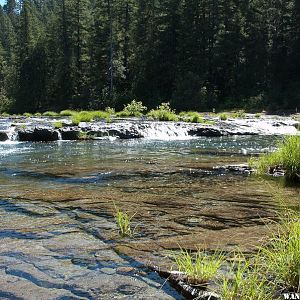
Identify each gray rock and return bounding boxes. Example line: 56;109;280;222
18;127;59;142
0;131;8;141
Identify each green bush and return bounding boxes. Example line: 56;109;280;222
43;111;59;117
1;112;9;117
147;102;179;121
60;110;76;116
116;100;147;117
53;121;63;129
219;113;228;121
255;113;262;119
34;112;42;116
250;136;300;181
232;110;246;118
23;112;32;117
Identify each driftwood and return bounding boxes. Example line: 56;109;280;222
149;265;220;300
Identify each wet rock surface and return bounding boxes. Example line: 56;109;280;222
0;114;298;142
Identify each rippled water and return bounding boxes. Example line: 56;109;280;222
0;136;298;299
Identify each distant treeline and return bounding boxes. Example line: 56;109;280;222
0;0;300;113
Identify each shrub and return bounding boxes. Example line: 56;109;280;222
116;100;147;117
71;111;93;125
34;112;42;116
53;121;63;129
105;107;115;115
232;110;246;118
219;113;228;121
250;136;300;181
60;110;76;116
1;112;9;117
147;102;179;121
43;111;59;117
255;113;262;119
23;112;32;117
172;249;225;285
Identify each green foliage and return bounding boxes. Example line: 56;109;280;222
220;254;274;300
60;110;76;116
23;112;32;117
114;205;135;238
260;219;300;292
53;121;63;129
147;102;179;121
43;111;59;117
105;107;115;115
172;249;224;284
232;110;246;118
116;100;147;117
34;112;41;116
1;112;9;117
250;136;300;181
219;113;228;121
91;111;111;122
255;113;262;119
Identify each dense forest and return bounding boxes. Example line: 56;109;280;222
0;0;300;113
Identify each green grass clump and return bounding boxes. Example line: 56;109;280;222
232;110;246;118
23;112;32;117
179;111;204;123
60;110;76;116
34;112;41;116
219;113;228;121
220;254;274;300
114;205;135;238
71;111;93;125
1;112;9;117
250;136;300;181
147;102;179;121
43;111;59;117
260;217;300;292
91;110;111;122
172;249;224;285
255;113;262;119
116;100;147;117
53;121;63;129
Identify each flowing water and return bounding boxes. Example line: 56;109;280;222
0;136;299;299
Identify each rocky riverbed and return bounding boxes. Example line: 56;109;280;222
0;114;299;142
0;117;299;299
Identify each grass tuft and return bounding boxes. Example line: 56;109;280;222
116;100;147;117
114;205;135;238
172;249;225;285
43;111;59;117
60;110;76;116
53;121;63;129
249;136;300;181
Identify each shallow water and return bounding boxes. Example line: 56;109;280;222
0;136;298;299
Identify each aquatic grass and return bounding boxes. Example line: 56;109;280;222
232;110;246;119
147;102;179;122
219;113;228;121
60;109;76;116
220;253;275;300
23;112;32;117
43;111;59;117
91;110;111;122
53;121;63;129
250;136;300;181
114;205;135;238
179;111;205;123
1;112;9;117
255;113;262;119
172;249;225;285
71;111;93;125
259;218;300;292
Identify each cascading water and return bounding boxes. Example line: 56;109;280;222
6;126;18;142
140;122;190;140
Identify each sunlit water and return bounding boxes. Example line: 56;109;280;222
0;136;298;299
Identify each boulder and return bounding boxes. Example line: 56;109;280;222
188;126;224;137
18;127;59;142
0;131;8;141
60;127;80;140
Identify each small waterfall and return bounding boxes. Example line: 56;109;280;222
57;130;62;141
141;122;190;140
6;126;18;142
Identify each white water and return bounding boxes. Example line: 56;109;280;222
140;122;191;140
